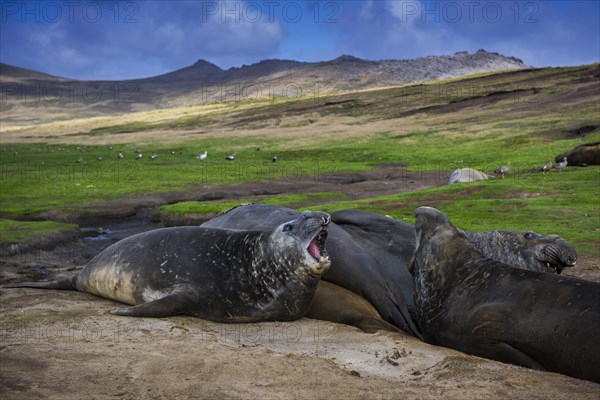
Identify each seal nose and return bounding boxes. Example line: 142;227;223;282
302;211;330;226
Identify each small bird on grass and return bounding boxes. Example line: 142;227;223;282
495;162;511;179
272;156;278;163
555;157;568;173
150;153;158;160
541;159;552;174
197;151;208;160
225;153;236;161
117;152;124;159
135;153;143;160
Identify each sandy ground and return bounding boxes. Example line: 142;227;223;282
1;283;599;400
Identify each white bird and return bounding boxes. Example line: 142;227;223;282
225;153;236;161
97;156;103;161
555;157;568;173
272;156;278;163
150;153;158;160
117;152;124;159
197;151;208;160
135;153;143;160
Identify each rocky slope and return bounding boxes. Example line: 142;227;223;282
0;50;526;126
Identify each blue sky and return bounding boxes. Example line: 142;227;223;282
1;0;598;80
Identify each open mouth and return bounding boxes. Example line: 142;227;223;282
544;260;576;274
307;228;328;262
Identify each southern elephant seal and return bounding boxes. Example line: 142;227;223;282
410;206;600;383
556;142;600;166
201;204;421;337
9;211;331;323
448;168;492;184
331;209;577;315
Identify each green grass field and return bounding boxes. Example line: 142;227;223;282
1;64;598;255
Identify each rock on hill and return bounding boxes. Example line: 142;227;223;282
0;50;526;126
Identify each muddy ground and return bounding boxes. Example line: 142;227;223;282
1;171;599;399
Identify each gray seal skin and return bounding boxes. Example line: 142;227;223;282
410;206;600;383
201;204;422;338
331;209;577;315
9;211;331;323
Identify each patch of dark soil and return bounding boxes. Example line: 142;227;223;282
1;229;83;257
397;89;538;117
567;125;598;137
378;162;409;168
323;99;357;106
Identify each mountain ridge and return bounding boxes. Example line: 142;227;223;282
1;49;525;82
0;50;527;126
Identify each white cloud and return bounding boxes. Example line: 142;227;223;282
192;1;283;55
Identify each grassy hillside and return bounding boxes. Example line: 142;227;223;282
1;64;598;255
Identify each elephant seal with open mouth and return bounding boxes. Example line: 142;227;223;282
9;211;331;323
202;204;422;337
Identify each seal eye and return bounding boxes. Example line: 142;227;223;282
524;232;538;239
283;224;293;232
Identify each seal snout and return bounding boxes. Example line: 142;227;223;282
301;210;331;226
414;206;451;237
541;238;578;274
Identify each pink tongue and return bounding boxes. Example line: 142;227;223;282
308;239;320;259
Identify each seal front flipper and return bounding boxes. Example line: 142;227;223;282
474;340;545;371
111;285;199;318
